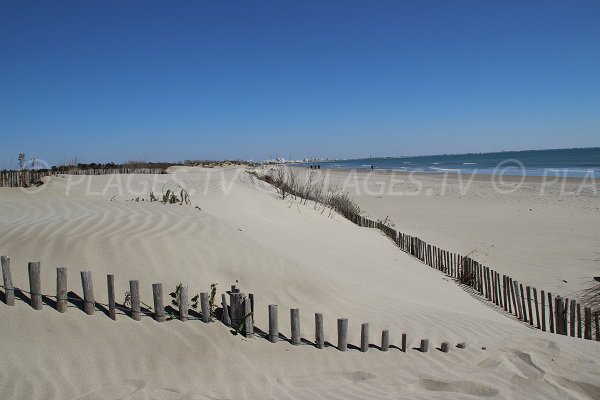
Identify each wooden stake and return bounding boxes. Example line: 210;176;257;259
219;293;228;325
107;274;116;320
441;342;450;353
541;290;546;331
28;262;42;310
360;323;369;352
420;339;429;353
244;295;253;338
200;292;210;323
584;307;592;340
1;256;15;306
268;304;278;343
129;280;141;321
80;271;95;315
290;308;300;345
526;286;533;326
548;292;554;333
570;299;576;337
381;329;389;352
577;303;582;338
179;286;189;322
533;288;540;329
315;313;324;349
152;283;165;322
56;267;67;313
337;318;348;351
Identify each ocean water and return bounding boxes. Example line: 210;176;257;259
303;148;600;178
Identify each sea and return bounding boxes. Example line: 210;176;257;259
299;148;600;178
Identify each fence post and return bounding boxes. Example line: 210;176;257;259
512;280;522;319
290;308;300;345
584;307;592;340
595;312;599;341
244;295;253;337
219;293;228;325
519;284;528;323
570;299;576;337
28;262;42;310
80;271;95;315
152;283;165;322
526;286;533;326
532;288;540;329
200;292;210;323
577;303;582;338
402;333;407;352
1;256;15;306
556;296;564;335
107;274;116;320
548;292;554;333
315;313;324;349
55;267;67;313
381;329;389;352
420;339;429;352
540;290;546;331
268;304;278;343
441;342;450;353
360;323;369;352
130;280;141;321
179;286;189;321
337;318;348;351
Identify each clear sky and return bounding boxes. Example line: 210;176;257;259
1;0;599;166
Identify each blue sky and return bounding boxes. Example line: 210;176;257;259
1;0;599;165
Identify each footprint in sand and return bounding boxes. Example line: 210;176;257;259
409;378;500;397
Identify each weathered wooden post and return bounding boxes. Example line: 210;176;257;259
519;284;528;322
1;256;15;306
152;283;165;322
526;286;533;326
55;267;68;313
548;292;554;333
229;289;243;330
402;333;407;352
80;271;95;315
541;290;546;331
381;329;389;352
219;293;228;325
441;342;450;353
577;303;582;338
28;262;42;310
595;312;599;341
107;274;116;320
584;307;592;340
130;280;141;321
200;292;210;323
360;323;369;352
420;339;429;352
570;299;576;337
533;288;540;329
244;295;253;337
179;286;189;321
290;308;300;345
556;296;564;335
512;280;522;319
337;318;348;351
315;313;324;349
268;304;278;343
249;293;255;315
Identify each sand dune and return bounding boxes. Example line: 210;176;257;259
1;168;599;399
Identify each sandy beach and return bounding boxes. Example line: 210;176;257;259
323;169;600;296
1;168;599;399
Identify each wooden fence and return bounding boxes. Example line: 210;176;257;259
339;210;600;342
0;168;165;188
1;256;464;355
